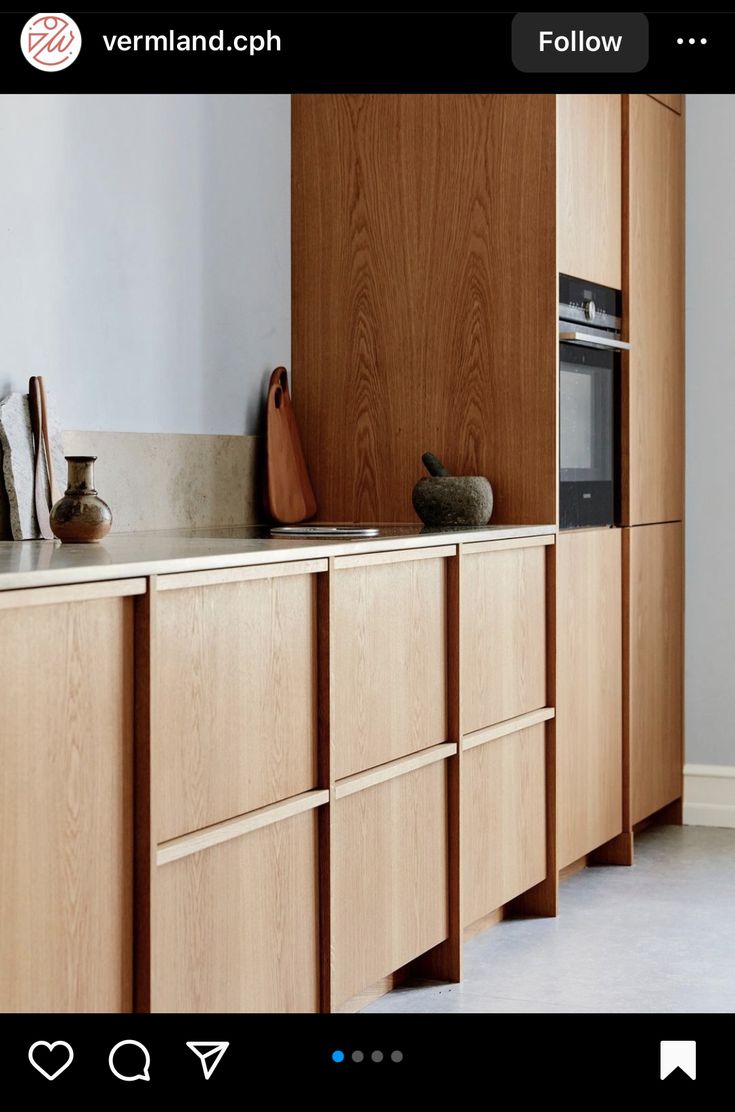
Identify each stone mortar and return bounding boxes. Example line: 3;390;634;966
412;475;494;527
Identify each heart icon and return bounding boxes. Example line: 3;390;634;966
28;1041;74;1080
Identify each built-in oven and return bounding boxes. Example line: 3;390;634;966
559;275;630;530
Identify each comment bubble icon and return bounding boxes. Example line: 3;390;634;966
108;1040;151;1082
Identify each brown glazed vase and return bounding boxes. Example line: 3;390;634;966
50;456;113;543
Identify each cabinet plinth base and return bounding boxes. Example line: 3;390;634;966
634;796;683;832
589;831;634;866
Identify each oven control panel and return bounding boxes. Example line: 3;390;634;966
559;273;622;332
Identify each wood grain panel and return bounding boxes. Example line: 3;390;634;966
462;724;547;926
462;543;546;731
0;596;133;1011
508;540;558;917
648;94;683;114
153;809;320;1013
556;529;622;868
626;523;684;824
154;571;318;841
331;555;447;778
292;94;557;524
331;759;449;1007
557;94;622;289
409;547;463;984
623;94;685;525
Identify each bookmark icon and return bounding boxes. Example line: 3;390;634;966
660;1041;696;1080
186;1041;229;1080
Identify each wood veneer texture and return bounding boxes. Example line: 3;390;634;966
292;94;557;524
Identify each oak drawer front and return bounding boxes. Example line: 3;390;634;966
461;544;546;732
152;809;320;1013
462;724;547;926
154;571;318;841
331;758;449;1007
332;554;448;779
0;593;134;1012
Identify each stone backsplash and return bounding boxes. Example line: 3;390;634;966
0;431;260;538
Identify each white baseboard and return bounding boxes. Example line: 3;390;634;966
684;764;735;828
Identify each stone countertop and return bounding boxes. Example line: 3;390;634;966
0;523;556;592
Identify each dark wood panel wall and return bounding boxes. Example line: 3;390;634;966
292;95;557;525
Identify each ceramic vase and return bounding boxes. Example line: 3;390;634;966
50;456;112;543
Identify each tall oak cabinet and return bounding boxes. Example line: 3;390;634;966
624;94;685;528
623;95;685;834
293;92;685;885
555;93;684;865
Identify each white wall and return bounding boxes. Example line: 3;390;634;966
0;94;290;435
686;94;735;767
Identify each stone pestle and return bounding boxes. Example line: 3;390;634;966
421;452;451;478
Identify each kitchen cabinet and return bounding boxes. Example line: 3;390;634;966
0;524;557;1013
292;94;557;524
461;537;550;732
557;94;622;289
144;560;326;1013
462;722;547;926
623;94;685;525
331;753;450;1008
331;548;452;779
556;529;622;868
152;561;324;842
0;581;139;1012
152;801;323;1013
625;522;684;824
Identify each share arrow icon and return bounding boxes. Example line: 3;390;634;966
186;1041;230;1080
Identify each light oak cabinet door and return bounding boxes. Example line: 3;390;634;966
331;759;449;1007
624;94;684;525
462;724;547;926
556;529;622;868
153;564;321;841
331;551;450;779
0;584;138;1012
153;808;320;1012
461;539;548;732
626;523;683;824
557;94;622;289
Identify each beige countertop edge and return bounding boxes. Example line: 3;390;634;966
0;524;556;592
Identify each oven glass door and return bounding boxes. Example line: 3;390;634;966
559;341;616;528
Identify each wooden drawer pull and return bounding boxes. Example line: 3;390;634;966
334;742;457;800
463;707;555;751
157;789;329;865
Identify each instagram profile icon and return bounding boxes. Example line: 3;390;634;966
20;13;81;71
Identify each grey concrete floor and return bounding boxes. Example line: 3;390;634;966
364;825;735;1013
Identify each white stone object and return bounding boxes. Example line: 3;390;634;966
0;391;66;540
